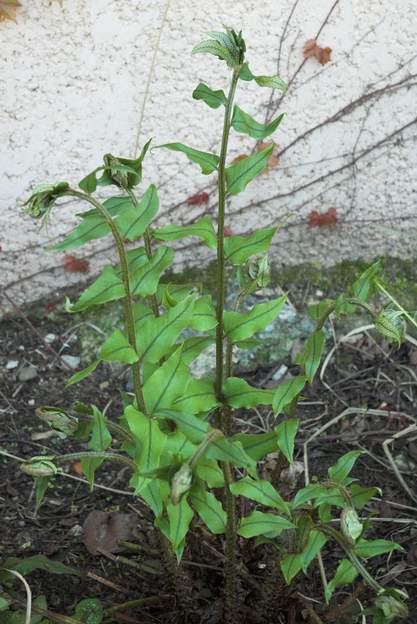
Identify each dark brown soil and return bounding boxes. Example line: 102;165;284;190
1;305;416;623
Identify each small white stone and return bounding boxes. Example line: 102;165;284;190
61;354;81;369
44;333;57;344
28;399;35;406
6;360;19;369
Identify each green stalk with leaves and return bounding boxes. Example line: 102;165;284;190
16;27;411;624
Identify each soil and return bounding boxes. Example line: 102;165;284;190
1;303;417;624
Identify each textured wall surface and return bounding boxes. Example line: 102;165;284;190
1;0;417;303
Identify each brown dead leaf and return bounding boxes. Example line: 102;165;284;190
0;0;21;22
303;39;332;65
308;207;338;227
83;511;139;555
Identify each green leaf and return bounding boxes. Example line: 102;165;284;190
328;450;363;484
190;295;217;330
239;63;287;91
180;336;214;365
154;215;217;249
374;307;405;345
143;347;190;415
296;329;326;382
273;376;306;415
137;296;196;363
79;167;102;194
74;598;103;624
192;82;227;109
81;406;112;488
98;140;151;189
280;553;303;584
100;329;138;364
190;486;226;534
34;476;52;512
352;260;381;302
192;28;246;69
325;559;357;603
231;430;279;461
173;377;218;414
158;409;209;444
206;438;257;475
131;246;174;297
224;227;276;266
223;377;274;408
354;539;403;559
0;555;80;586
254;75;287;91
231;106;284;139
276;419;299;463
125;406;167;493
167;497;194;552
66;359;100;387
157;143;219;175
122;184;159;241
224;296;286;342
350;484;380;509
292;484;339;509
226;145;273;195
140;479;170;519
52;197;132;251
301;530;328;573
238;510;294;538
68;266;124;313
195;459;225;488
230;476;290;515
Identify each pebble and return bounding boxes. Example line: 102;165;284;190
28;399;35;406
44;333;57;344
18;365;38;382
61;354;81;369
272;364;288;381
6;360;19;369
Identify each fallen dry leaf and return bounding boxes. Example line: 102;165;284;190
63;254;90;273
83;511;139;555
0;0;21;22
232;153;248;165
186;191;209;206
308;207;337;227
303;39;332;65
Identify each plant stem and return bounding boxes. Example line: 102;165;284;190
53;451;137;471
214;66;240;624
125;188;160;317
67;190;146;414
215;67;240;408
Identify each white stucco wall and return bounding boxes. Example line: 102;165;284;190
1;0;417;304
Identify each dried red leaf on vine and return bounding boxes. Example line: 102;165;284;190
186;191;209;206
0;0;21;22
303;39;332;65
308;207;337;227
63;255;90;273
224;227;233;237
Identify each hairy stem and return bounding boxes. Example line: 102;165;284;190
214;66;240;624
53;451;137;471
67;190;146;414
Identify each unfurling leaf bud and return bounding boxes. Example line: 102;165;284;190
374;306;406;345
340;507;363;544
20;457;58;478
192;27;246;69
171;464;193;505
374;590;409;621
248;255;271;288
36;406;78;437
24;182;69;225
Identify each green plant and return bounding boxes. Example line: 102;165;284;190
19;27;409;623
